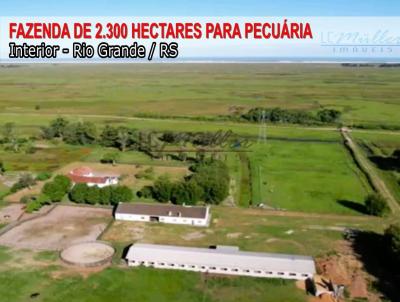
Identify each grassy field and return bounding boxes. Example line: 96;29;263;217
0;146;91;172
83;147;187;167
1;64;400;126
0;242;309;302
102;206;386;258
249;140;371;214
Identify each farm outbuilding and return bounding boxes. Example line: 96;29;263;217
115;203;211;227
125;243;316;280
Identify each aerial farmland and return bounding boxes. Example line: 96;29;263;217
0;64;399;302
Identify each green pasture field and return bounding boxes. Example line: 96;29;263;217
1;64;400;126
249;140;372;214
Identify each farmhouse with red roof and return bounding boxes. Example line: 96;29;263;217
67;166;119;188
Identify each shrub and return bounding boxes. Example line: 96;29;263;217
365;193;390;216
25;194;50;213
85;186;101;205
137;186;153;199
41;175;71;202
35;172;52;181
135;167;154;180
20;195;33;204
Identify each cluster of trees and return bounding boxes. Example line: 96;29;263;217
138;159;230;205
10;174;36;193
42;175;72;202
364;193;390;217
69;183;133;205
41;118;241;163
241;107;342;124
42;117;240;150
160;130;229;147
41;118;97;145
41;118;138;151
21;175;71;213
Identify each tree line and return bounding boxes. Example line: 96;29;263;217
41;117;239;150
69;183;133;205
138;159;230;205
241;107;342;125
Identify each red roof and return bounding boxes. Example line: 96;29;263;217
70;166;93;176
68;174;109;184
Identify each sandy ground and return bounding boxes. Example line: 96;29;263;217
0;204;24;224
5;182;45;203
316;240;375;301
0;205;111;251
60;242;114;265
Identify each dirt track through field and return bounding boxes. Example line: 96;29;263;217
341;129;400;215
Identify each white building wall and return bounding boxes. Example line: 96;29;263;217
115;207;210;227
83;177;119;188
126;259;313;280
115;213;151;222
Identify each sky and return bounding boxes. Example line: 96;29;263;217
1;0;400;16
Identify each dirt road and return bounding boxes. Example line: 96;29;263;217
341;129;400;215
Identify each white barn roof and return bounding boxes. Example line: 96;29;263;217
126;243;316;274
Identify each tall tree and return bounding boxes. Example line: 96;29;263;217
49;117;69;138
117;127;130;152
365;193;390;216
2;122;16;143
100;125;118;147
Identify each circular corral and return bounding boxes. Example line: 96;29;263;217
60;241;115;267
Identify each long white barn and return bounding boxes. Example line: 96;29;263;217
126;243;316;280
115;203;211;227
